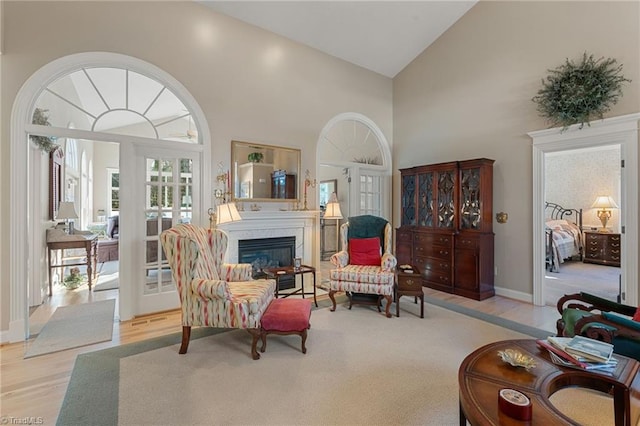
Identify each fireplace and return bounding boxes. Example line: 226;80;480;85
238;236;296;290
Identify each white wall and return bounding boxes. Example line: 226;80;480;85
393;1;639;296
0;1;392;331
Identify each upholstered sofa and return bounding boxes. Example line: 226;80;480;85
98;215;172;264
557;292;640;360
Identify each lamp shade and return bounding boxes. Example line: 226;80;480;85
216;202;242;225
591;196;619;209
56;201;78;220
324;192;343;219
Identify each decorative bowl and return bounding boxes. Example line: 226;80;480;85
497;349;537;371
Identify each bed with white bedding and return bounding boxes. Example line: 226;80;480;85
545;202;583;272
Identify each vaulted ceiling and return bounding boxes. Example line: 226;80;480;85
200;1;477;78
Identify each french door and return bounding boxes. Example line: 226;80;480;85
132;146;201;315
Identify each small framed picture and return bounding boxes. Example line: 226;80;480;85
293;257;302;269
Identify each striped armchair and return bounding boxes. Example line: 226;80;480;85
160;224;276;359
329;215;397;318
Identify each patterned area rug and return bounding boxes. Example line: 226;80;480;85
56;299;618;426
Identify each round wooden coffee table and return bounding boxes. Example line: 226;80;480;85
459;339;640;425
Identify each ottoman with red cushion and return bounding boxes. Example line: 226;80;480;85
260;298;312;354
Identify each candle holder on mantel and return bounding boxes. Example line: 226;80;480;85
302;169;317;211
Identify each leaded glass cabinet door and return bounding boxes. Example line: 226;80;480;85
437;169;456;229
458;158;494;233
417;171;433;227
401;172;416;226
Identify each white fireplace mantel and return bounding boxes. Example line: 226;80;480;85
217;210;320;266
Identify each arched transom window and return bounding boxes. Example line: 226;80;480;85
32;67;199;143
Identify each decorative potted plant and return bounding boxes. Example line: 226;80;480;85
62;267;85;290
30;108;59;152
532;53;631;130
247;152;264;163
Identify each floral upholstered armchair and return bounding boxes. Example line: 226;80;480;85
329;215;397;318
160;224;276;360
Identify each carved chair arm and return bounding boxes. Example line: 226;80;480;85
556;292;636;317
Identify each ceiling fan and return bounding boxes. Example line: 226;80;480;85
170;114;198;140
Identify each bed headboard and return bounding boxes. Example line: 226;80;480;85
545;202;583;230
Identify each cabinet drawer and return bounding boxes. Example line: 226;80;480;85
416;256;451;274
415;233;452;247
422;268;451;286
456;237;479;250
397;230;413;242
415;245;451;259
397;274;421;291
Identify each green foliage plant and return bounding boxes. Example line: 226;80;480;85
532;53;631;130
62;267;85;290
30;108;59;152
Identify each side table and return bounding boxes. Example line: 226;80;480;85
265;265;318;307
46;229;98;295
396;265;424;318
459;339;640;426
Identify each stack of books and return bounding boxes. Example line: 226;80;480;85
536;336;617;373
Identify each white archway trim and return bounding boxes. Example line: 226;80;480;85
317;112;392;174
529;113;639;307
9;52;211;342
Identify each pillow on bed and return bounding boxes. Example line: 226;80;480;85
545;219;568;228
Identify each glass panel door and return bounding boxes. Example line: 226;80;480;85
137;149;199;314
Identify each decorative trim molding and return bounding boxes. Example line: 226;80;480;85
218;210;320;266
529;113;640;307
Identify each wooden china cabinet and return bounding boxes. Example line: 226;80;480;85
396;158;495;300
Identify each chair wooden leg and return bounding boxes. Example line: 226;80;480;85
247;328;261;360
383;295;392;318
301;329;308;354
260;328;267;353
329;290;337;312
179;326;191;354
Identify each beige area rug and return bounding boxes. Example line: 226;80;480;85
24;299;115;359
107;302;613;425
94;260;119;291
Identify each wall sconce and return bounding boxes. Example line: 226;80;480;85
303;169;317;211
496;212;508;224
591;195;618;233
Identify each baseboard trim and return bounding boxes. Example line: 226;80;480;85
494;286;533;304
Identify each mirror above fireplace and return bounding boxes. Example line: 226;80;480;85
231;140;301;202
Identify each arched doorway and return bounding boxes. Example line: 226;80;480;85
316;113;392;220
9;52;211;342
316;113;392;262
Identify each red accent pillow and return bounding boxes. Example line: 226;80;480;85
633;307;640;322
349;237;382;266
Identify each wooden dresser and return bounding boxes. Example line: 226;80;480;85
396;158;495;300
583;231;621;267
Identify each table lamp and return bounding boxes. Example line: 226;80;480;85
591;195;618;233
323;192;343;253
209;202;242;229
56;201;79;234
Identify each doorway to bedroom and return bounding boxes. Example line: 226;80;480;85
544;145;622;306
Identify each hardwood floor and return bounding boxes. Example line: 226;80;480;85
1;270;558;423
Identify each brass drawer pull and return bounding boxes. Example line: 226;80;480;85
405;279;415;286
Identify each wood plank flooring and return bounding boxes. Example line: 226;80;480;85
1;274;558;423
